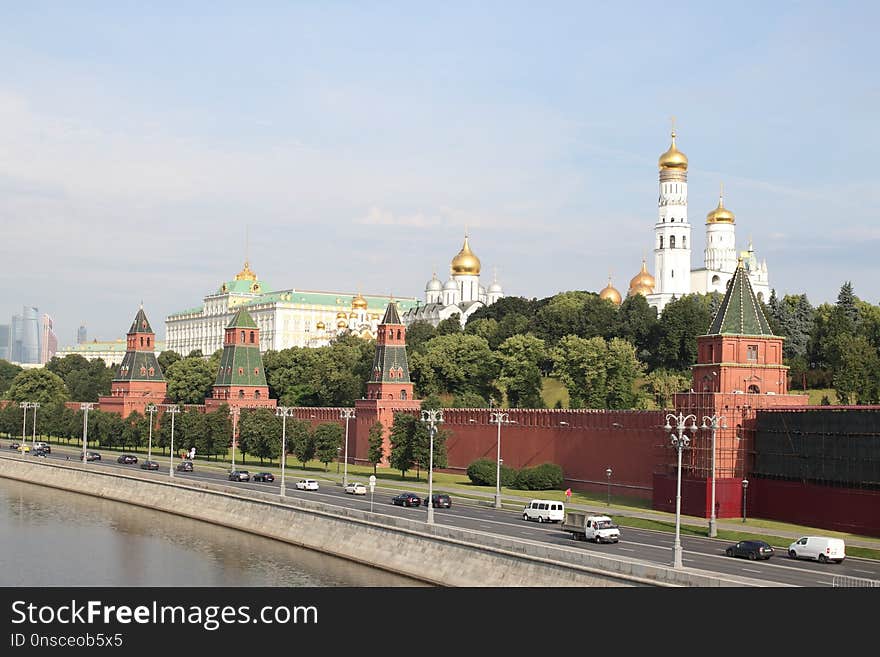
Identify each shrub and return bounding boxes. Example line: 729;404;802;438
466;458;516;486
513;463;564;490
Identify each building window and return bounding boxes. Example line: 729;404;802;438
659;236;664;249
396;329;401;340
240;330;245;341
140;337;144;347
401;390;407;400
239;390;244;398
670;235;676;249
140;367;146;376
148;367;154;376
682;235;687;249
255;390;261;398
747;345;758;361
239;367;244;375
147;337;151;347
254;368;259;375
748;384;760;394
249;331;255;343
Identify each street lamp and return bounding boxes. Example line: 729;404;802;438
336;447;342;473
162;405;180;478
606;467;613;506
420;409;443;525
80;403;94;463
700;414;727;538
276;407;294;497
19;402;29;454
229;406;240;472
664;411;697;569
30;402;40;452
742;479;749;523
145;404;157;464
340;408;355;487
490;411;511;509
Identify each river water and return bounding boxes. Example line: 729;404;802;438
0;477;425;587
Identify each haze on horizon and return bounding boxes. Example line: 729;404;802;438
0;2;877;344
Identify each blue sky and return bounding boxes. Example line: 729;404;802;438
0;2;877;344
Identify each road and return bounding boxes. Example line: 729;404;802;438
14;443;880;587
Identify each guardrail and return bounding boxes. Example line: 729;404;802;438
832;575;880;587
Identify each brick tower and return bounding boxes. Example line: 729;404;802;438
98;306;168;417
653;259;808;518
204;308;276;411
355;301;422;465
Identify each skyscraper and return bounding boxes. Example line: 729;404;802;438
11;306;40;364
77;325;87;344
0;325;10;361
40;314;58;364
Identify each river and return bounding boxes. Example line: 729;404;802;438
0;477;426;587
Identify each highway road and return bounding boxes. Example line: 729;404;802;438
13;442;880;587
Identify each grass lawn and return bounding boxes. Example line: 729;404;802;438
541;377;569;409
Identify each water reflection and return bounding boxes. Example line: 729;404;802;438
0;478;426;587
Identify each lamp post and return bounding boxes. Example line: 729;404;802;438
163;405;180;478
229;406;240;472
700;414;727;538
664;411;697;569
340;408;355;487
80;403;94;463
30;402;40;452
606;467;613;507
336;447;342;473
19;402;29;454
276;407;293;497
420;409;443;525
490;411;511;509
742;479;749;523
145;404;157;464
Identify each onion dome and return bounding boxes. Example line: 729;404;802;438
599;277;622;306
488;281;503;294
336;311;347;319
451;235;481;276
628;260;655;296
426;272;443;292
658;129;688;171
370;313;380;320
443;277;458;291
349;311;358;319
316;321;326;330
336;319;348;329
706;185;735;224
234;260;258;282
352;293;368;310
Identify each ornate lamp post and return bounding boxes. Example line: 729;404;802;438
19;401;29;454
700;414;727;537
490;411;512;509
229;406;240;472
340;408;355;487
80;402;94;462
162;405;180;478
742;479;749;523
420;409;443;525
30;402;40;452
664;411;697;569
606;467;613;507
276;407;294;497
145;404;157;464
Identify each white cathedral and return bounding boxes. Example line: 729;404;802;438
600;127;770;311
401;234;504;328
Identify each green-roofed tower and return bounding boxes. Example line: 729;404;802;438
204;308;276;411
706;260;775;337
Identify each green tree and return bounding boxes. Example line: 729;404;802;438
291;420;316;467
5;369;69;405
367;421;385;474
412;419;449;480
313;422;343;470
409;333;498;400
404;321;437;357
605;338;646;409
203;404;232;460
643;369;691;409
497;334;546;408
0;360;23;397
832;334;880;404
451;391;489;407
652;294;713;371
165;357;214;404
121;411;145;450
158;350;182;372
551;335;644;409
237;408;279;464
389;413;417;477
436;313;462;335
0;401;24;438
616;294;659;365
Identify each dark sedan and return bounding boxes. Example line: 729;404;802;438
82;451;101;461
422;493;452;508
176;460;193;472
140;460;160;471
391;492;421;507
228;470;250;482
252;472;274;482
725;540;774;560
117;454;138;464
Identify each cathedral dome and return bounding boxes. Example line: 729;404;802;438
336;319;348;329
628;260;655;295
443;278;458;291
488;281;503;294
336;311;347;319
316;321;326;330
599;278;622;306
706;189;735;224
426;273;443;292
451;236;481;276
351;293;368;310
658;131;688;171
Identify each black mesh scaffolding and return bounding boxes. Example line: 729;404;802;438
754;408;880;488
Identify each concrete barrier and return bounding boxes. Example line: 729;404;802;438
0;454;778;587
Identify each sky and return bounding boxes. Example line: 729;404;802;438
0;1;878;345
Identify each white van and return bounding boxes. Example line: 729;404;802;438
787;536;846;563
522;500;565;523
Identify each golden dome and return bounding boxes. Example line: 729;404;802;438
599;277;622;306
658;130;688;171
234;260;258;282
316;321;326;330
348;311;358;319
451;235;481;276
628;260;655;295
706;185;735;224
336;319;348;329
352;293;368;310
336;311;347;319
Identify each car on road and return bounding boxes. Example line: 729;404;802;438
82;451;101;461
522;499;565;523
422;493;452;508
9;442;30;453
725;540;774;560
32;447;49;458
391;492;421;507
140;460;160;471
117;454;138;464
228;470;250;482
295;479;319;491
34;441;51;453
176;460;194;472
344;482;367;495
787;536;846;563
252;472;274;482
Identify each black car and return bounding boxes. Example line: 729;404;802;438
117;454;138;464
228;470;250;482
176;460;193;472
8;442;21;450
32;447;49;458
140;460;160;471
725;540;774;560
82;451;101;461
34;442;51;454
422;493;452;508
252;472;274;482
391;492;422;507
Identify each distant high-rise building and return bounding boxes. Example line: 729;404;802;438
11;306;40;364
77;325;87;344
40;314;58;364
0;325;10;361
